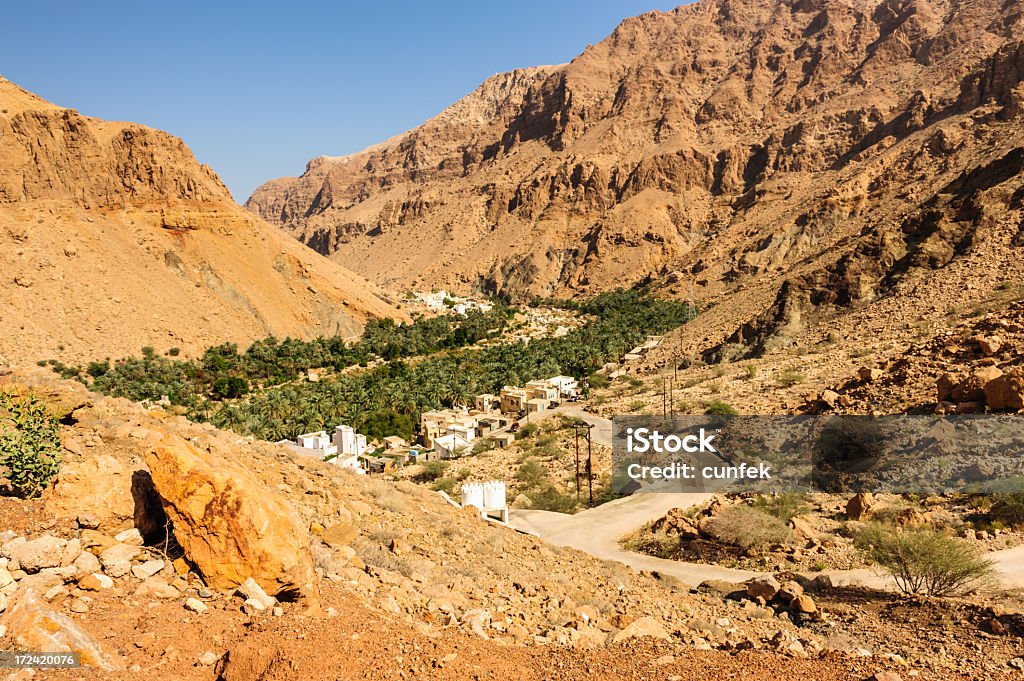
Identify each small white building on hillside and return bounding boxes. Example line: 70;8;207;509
433;433;472;459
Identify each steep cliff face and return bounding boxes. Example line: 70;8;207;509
248;0;1024;361
0;77;403;367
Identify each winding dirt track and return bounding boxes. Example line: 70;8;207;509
510;406;1024;591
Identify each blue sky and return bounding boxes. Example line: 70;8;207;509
1;1;686;201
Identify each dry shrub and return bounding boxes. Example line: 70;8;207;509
854;523;995;596
706;506;793;551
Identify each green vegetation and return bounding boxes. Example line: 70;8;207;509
777;369;805;388
855;523;995;596
704;400;738;416
0;390;63;498
58;290;695;444
990;476;1024;529
752;493;811;521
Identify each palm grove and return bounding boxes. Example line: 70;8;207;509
54;290;695;443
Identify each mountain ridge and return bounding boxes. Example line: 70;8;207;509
247;0;1024;366
0;77;405;367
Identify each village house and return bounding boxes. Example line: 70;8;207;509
491;431;515;448
297;431;335;457
475;393;499;413
382;435;409;450
526;397;549;414
499;386;530;415
546;375;579;398
433;432;473;459
420;408;479;448
526;379;560;403
334;424;369;458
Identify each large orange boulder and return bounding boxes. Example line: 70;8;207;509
984;367;1024;411
145;437;319;603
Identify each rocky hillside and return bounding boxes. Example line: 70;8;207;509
0;77;404;367
248;0;1024;367
6;369;1023;678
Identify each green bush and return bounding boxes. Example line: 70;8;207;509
753;493;811;521
704;400;738;416
854;523;995;596
777;369;805;388
417;460;449;483
990;477;1024;529
0;391;63;498
706;506;792;551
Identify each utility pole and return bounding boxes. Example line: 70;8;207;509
573;421;594;506
662;377;667;417
669;377;675;417
573;426;581;503
587;428;593;506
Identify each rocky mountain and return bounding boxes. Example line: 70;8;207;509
0;77;404;367
248;0;1024;366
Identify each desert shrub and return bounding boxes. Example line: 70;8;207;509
744;364;758;380
528;484;577;513
416;460;449;483
990;477;1024;529
777;369;805;387
854;524;995;596
753;493;811;521
704;400;738;416
587;373;610;389
0;390;63;498
517;423;539;439
622;529;681;559
706;506;792;551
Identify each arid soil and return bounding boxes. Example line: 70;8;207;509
3;371;1023;680
0;78;404;368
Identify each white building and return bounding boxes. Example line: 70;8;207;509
297;431;336;457
433;433;472;459
334;424;368;457
546;376;579;398
460;481;508;523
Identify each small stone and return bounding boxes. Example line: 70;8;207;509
70;597;90;613
134;577;179;599
78;572;114;591
791;594;817;614
77;515;100;530
99;543;140;578
746;575;781;601
242;597;266;614
43;584;69;602
236;577;276;609
197;587;213;599
197;651;219;666
272;606;284;617
184;597;208;614
114;529;144;546
131;560;165;580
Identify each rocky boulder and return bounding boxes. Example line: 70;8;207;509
145;437;319;603
846;492;877;521
984;367;1024;411
0;589;117;671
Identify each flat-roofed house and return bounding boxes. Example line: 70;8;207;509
526;380;559;403
433;433;472;459
546;375;579;398
499;386;529;415
526;397;549;414
475;393;499;414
